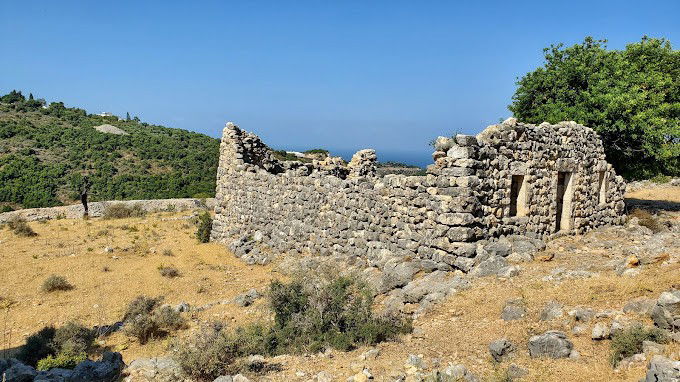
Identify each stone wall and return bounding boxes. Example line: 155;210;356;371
0;198;215;223
211;119;625;272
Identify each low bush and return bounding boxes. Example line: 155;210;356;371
173;323;239;381
162;249;174;257
153;306;186;331
650;174;671;184
7;217;37;237
1;205;14;213
196;211;212;243
102;203;146;219
52;321;95;355
18;321;94;369
37;351;87;371
610;325;668;366
122;295;185;344
628;208;663;233
267;274;412;353
41;275;74;292
123;296;162;321
124;313;159;344
158;265;180;278
174;273;411;380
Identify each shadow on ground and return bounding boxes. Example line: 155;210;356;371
625;198;680;212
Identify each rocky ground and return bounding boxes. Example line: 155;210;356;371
0;185;679;381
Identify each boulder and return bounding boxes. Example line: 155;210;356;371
381;261;418;290
470;256;509;277
70;351;125;382
501;298;526;321
213;376;233;382
401;271;469;303
623;297;656;315
123;357;184;381
644;355;680;382
528;331;573;359
569;307;595;322
234;289;260;307
440;364;479;382
591;323;610;340
3;360;37;382
488;339;515;362
539;301;564;321
650;290;680;331
35;368;74;382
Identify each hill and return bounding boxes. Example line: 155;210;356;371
0;90;220;209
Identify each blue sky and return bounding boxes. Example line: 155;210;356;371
2;1;678;166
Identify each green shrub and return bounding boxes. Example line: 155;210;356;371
37;351;87;371
610;325;668;366
1;205;14;213
192;192;213;199
7;217;37;237
650;174;671;184
41;275;74;292
266;274;412;353
52;321;94;355
174;274;411;380
102;203;146;219
196;211;212;243
18;326;56;366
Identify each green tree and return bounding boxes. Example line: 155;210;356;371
126;112;131;121
509;36;680;179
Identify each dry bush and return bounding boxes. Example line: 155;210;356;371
162;249;174;257
52;321;95;355
173;323;239;381
102;203;146;219
610;324;667;366
628;208;663;233
195;211;212;243
122;295;185;344
41;274;74;292
158;265;180;278
7;217;37;237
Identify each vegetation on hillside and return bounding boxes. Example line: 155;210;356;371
0;90;220;208
509;37;679;180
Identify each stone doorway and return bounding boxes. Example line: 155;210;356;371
509;175;528;217
555;171;574;232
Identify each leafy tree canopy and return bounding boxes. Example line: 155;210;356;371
509;36;679;179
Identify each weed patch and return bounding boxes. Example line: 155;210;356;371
41;275;74;292
610;324;668;366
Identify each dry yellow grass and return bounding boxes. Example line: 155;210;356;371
0;186;678;381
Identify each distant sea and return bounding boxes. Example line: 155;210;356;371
331;149;431;168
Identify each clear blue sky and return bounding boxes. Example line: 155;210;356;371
2;1;678;166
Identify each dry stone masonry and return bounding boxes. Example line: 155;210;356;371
211;118;626;273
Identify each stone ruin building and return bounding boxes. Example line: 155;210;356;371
210;118;626;275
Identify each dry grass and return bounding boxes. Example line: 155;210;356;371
627;208;663;233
